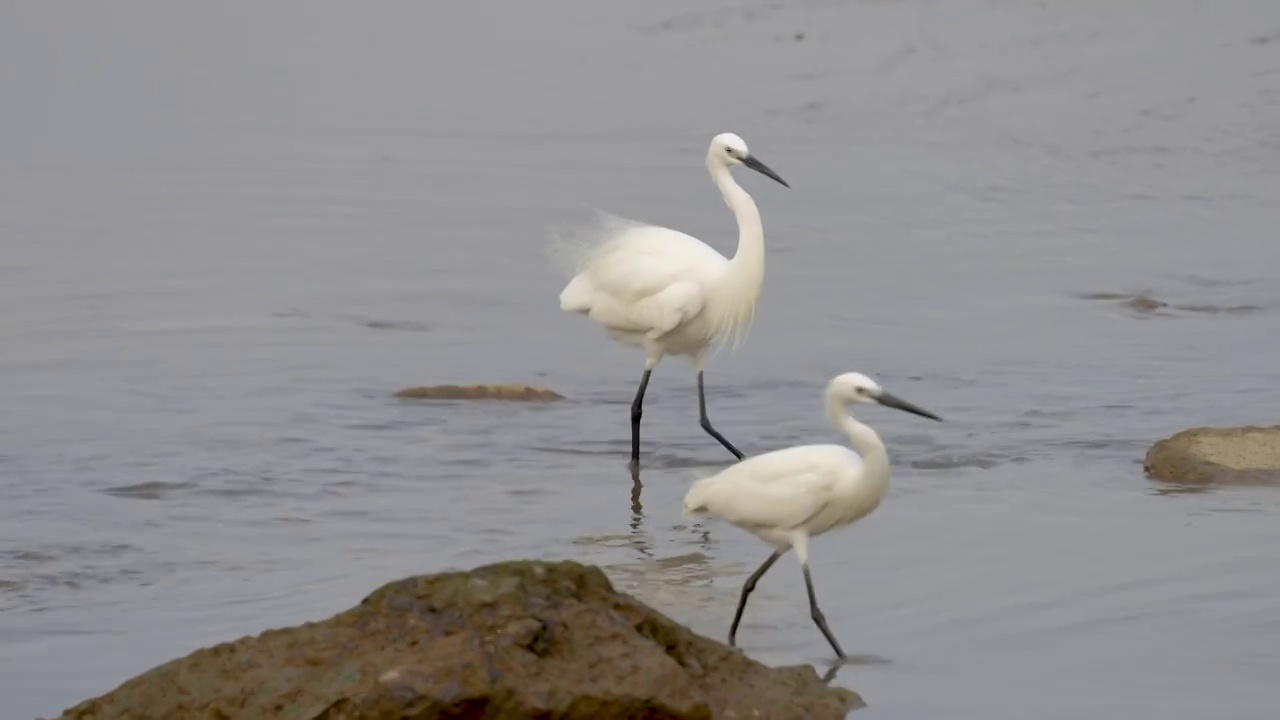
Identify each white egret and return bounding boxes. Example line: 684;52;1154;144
558;132;790;466
681;372;942;658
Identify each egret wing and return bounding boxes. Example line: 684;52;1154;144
686;447;852;531
711;472;833;532
567;225;724;334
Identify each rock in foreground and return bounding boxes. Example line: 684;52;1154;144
56;560;860;720
1145;425;1280;485
394;384;564;401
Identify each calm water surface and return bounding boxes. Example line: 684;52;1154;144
3;2;1280;718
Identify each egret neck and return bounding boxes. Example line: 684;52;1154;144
826;394;890;474
707;160;766;349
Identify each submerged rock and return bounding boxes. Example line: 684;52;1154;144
1075;290;1265;317
55;560;859;720
1145;425;1280;485
1123;293;1169;313
394;384;564;401
1075;291;1170;315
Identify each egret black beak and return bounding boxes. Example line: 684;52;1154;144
875;391;942;421
742;154;790;188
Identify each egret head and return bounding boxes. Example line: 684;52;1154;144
827;372;942;421
708;132;790;188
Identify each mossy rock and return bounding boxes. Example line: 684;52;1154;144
54;560;860;720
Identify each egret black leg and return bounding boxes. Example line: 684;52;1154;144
728;550;783;646
802;564;846;659
630;369;652;466
697;371;744;460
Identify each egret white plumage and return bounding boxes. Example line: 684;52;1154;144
682;372;942;658
558;132;789;466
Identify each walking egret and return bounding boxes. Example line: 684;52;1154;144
558;132;790;466
681;372;942;658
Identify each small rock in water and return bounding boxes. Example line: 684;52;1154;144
1145;425;1280;485
1074;290;1169;314
1124;294;1168;312
393;384;564;402
1075;289;1268;317
53;559;859;719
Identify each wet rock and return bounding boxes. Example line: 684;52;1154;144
393;384;564;401
1075;291;1169;314
54;560;859;720
1145;426;1280;485
1075;289;1266;317
1123;293;1169;313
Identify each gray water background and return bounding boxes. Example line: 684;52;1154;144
3;1;1280;718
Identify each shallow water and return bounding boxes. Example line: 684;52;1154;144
3;1;1280;718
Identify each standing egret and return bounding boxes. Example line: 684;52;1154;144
681;372;942;658
558;132;790;466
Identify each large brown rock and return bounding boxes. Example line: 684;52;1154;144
54;560;860;720
1145;425;1280;485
